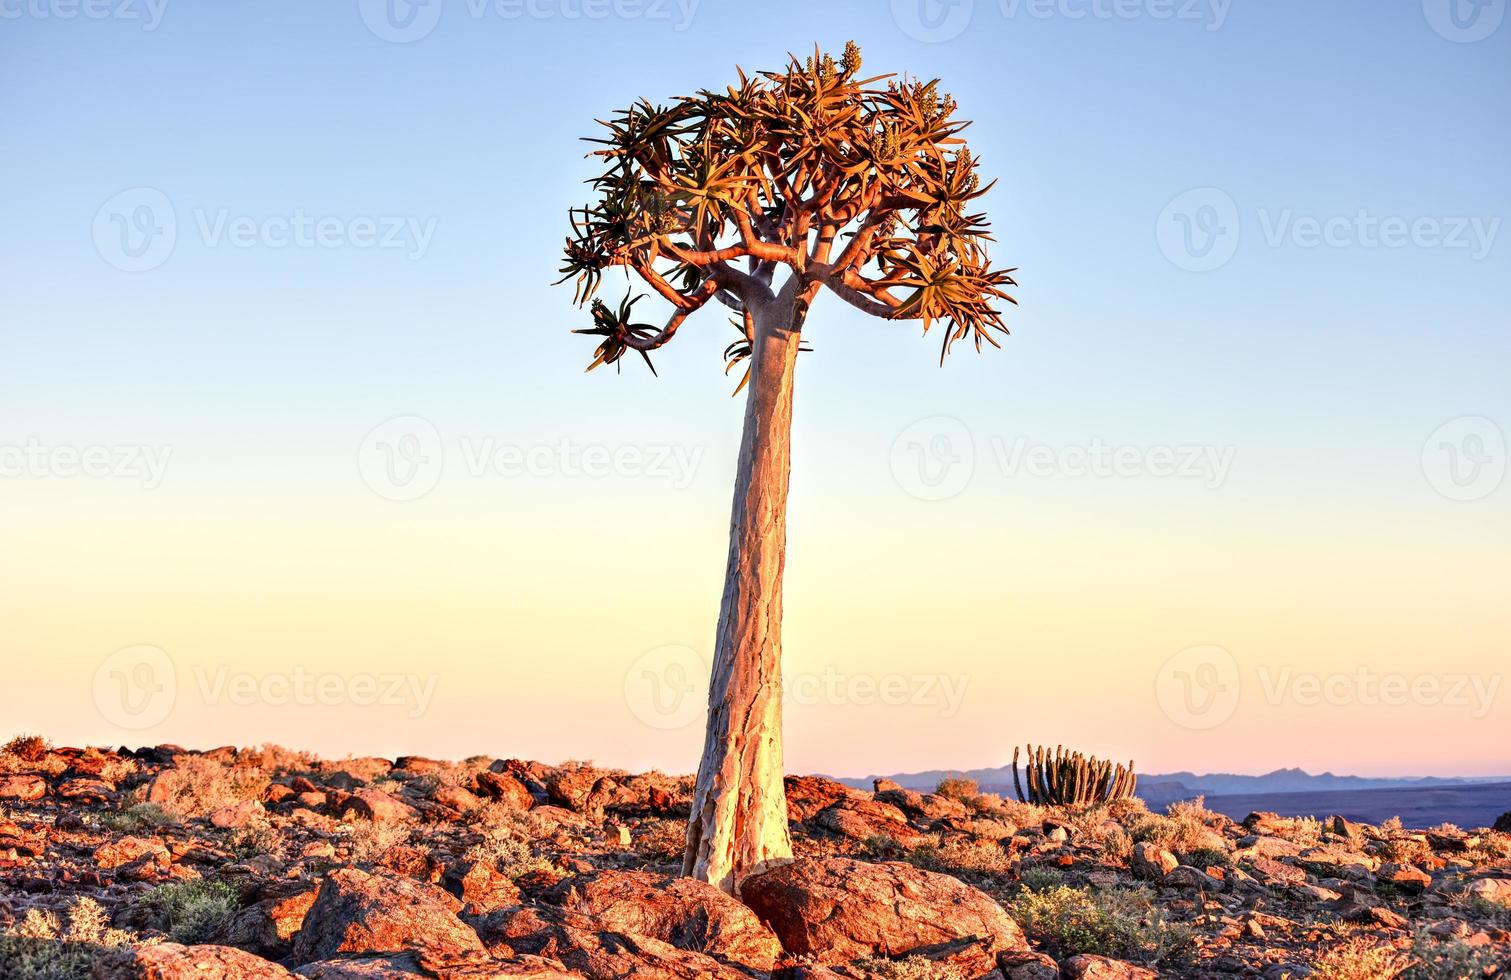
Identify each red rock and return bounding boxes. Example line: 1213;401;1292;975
541;869;782;971
445;860;522;916
338;789;418;824
94;835;170;871
477;905;749;978
1063;954;1158;979
1378;862;1433;894
475;771;535;810
0;775;47;800
291;867;484;964
783;775;862;822
433;784;483;812
214;881;319;958
1132;842;1178;880
104;942;297;978
740;857;1028;964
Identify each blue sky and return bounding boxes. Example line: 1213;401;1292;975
2;0;1508;775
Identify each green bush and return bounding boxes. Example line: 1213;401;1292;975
1008;883;1194;966
138;879;239;944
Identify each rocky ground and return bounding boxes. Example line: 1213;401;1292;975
0;736;1507;979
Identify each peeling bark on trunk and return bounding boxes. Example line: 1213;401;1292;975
683;302;800;895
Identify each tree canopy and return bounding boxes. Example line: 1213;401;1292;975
558;42;1018;387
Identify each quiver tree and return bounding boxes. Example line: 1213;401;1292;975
558;43;1017;895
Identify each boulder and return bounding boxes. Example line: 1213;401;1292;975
540;869;782;971
211;800;267;829
106;943;296;978
475;771;535;810
740;857;1027;964
291;867;484;964
94;835;170;872
476;905;750;978
1377;862;1432;894
0;775;47;801
1463;877;1511;907
783;775;863;822
337;789;418;824
298;950;575;978
215;882;320;958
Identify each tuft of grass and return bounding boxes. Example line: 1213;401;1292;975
0;898;133;980
853;956;967;979
463;826;555;880
343;818;411;865
1007;883;1194;967
1311;936;1413;979
1018;865;1063;892
904;835;1013;879
1404;928;1502;979
103;803;176;835
137;879;239;944
144;757;270;820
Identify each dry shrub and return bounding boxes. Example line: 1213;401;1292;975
905;835;1013;879
935;776;979;802
853;956;966;979
344;819;412;865
146;757;270;819
1311;936;1413;980
1;735;50;763
1129;797;1229;863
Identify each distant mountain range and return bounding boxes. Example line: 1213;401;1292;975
836;765;1511;801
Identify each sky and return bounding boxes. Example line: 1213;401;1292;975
1;0;1508;780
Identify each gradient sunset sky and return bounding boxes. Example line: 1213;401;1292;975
2;0;1507;779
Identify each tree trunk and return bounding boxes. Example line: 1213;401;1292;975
683;302;800;895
